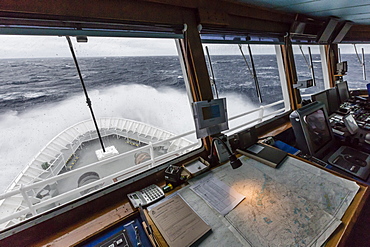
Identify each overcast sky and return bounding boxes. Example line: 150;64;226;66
0;35;179;58
0;35;369;58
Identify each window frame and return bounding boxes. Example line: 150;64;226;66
199;41;291;134
0;33;205;235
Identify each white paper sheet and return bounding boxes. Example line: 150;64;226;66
190;176;245;215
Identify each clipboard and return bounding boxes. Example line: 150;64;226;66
147;194;211;247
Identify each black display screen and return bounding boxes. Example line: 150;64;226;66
304;109;332;153
202;105;221;120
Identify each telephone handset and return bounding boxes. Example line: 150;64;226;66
127;184;165;208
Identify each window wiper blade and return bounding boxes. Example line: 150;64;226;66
66;36;106;152
353;44;366;80
238;44;262;103
205;46;219;99
299;45;316;86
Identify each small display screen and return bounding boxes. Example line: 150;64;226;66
343;114;359;134
192;98;228;138
202;105;221;120
304;109;332;153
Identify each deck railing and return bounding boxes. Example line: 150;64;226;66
226;100;285;134
0;101;287;231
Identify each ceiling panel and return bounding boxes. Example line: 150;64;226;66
349;13;370;22
237;0;370;24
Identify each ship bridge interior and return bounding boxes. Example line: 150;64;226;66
2;0;370;246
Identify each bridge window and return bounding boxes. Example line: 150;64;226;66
0;35;200;230
292;45;325;98
338;44;370;90
202;43;289;133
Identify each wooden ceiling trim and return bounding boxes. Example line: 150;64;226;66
0;0;331;41
227;15;290;34
344;24;370;42
219;0;295;24
0;0;193;27
143;0;296;25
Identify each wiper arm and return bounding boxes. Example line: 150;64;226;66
66;36;106;152
205;46;219;99
299;45;316;86
238;44;262;103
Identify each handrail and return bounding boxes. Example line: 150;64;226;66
0;101;287;230
6;118;195;191
226;108;285;133
0;133;197;201
0;142;200;225
229;100;284;121
1;104;284;200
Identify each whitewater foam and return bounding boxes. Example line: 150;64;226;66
0;83;261;193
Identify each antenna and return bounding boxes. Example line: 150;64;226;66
66;36;106;152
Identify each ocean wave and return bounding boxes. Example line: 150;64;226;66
259;74;280;79
0;93;19;101
238;82;253;87
63;64;74;68
0;54;366;115
23;92;47;99
10;80;29;85
258;66;277;70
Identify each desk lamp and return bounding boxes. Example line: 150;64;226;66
208;137;242;169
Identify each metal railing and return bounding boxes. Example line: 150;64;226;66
226;99;285;134
0;101;288;231
0;139;199;227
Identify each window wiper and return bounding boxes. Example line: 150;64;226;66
238;44;262;103
205;46;219;99
299;45;316;86
353;44;366;80
66;36;106;152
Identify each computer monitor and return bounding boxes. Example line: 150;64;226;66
291;102;370;180
311;90;330;114
326;87;340;114
336;81;350;103
192;98;228;138
290;101;335;159
311;88;340;115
